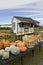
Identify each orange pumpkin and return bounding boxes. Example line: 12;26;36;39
23;41;27;46
3;40;10;48
0;42;4;49
10;42;17;46
17;41;26;47
19;46;27;52
15;40;22;44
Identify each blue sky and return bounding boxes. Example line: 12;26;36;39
0;0;43;25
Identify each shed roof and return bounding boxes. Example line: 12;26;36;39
12;16;39;23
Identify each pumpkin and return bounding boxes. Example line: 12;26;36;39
0;42;4;49
23;41;27;46
0;33;10;38
19;46;27;52
10;45;20;55
10;45;15;50
17;41;26;47
5;47;10;52
2;51;9;59
15;40;22;44
0;49;4;56
3;40;10;48
10;42;17;46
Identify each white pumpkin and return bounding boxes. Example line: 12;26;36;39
0;49;4;56
2;51;9;59
10;45;20;55
5;47;10;52
10;45;15;51
15;47;20;54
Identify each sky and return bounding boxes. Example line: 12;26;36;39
0;0;43;25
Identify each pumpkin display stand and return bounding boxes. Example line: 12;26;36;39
0;34;42;65
0;41;42;65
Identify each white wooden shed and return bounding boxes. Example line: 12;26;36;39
11;16;39;36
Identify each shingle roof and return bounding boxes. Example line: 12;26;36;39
12;16;39;23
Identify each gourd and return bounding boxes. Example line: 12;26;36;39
5;47;10;52
2;51;9;59
19;46;27;52
10;45;20;55
0;49;4;56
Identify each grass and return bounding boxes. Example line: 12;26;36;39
0;27;43;65
34;27;43;34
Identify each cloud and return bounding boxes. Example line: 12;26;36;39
0;0;38;10
13;10;41;12
34;18;43;21
34;18;43;25
22;0;43;10
0;0;43;25
28;13;43;17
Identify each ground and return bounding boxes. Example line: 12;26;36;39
0;27;43;65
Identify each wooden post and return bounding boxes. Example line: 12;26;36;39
21;56;23;65
39;44;41;52
32;49;34;57
21;22;22;40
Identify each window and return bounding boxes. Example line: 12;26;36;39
30;23;33;27
19;23;24;27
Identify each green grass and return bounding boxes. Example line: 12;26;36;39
35;27;43;33
0;30;11;33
